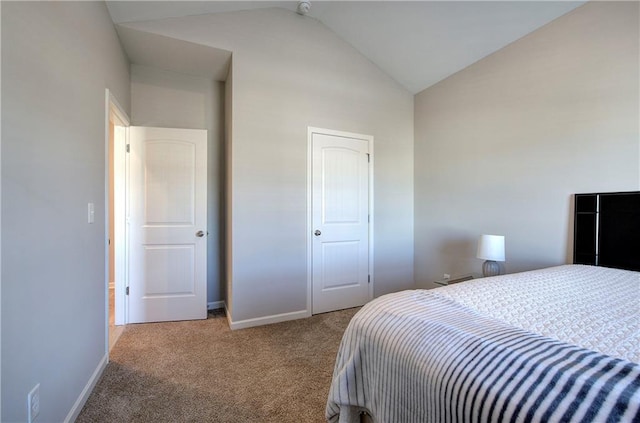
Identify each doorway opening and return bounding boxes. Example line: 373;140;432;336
106;89;129;352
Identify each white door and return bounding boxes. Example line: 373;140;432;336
312;131;371;314
128;126;207;323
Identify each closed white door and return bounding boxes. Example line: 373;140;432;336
312;131;371;314
128;126;207;323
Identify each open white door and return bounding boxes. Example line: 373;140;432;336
311;130;372;314
128;126;207;323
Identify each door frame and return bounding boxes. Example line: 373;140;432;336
306;127;374;315
104;89;130;351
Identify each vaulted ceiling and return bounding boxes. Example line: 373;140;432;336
106;1;585;94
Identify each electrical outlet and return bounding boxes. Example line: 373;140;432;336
443;274;451;280
28;383;40;423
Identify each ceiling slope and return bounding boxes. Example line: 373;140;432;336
106;1;585;93
116;25;231;80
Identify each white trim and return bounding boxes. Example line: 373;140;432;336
208;300;225;310
307;127;375;315
368;142;375;300
113;125;129;326
104;89;130;361
227;309;310;330
306;129;313;316
64;353;108;423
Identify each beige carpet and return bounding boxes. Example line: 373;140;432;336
77;307;359;423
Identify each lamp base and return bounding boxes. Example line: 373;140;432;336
482;260;501;277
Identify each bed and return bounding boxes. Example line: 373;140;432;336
326;192;640;423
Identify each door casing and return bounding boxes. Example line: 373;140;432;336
108;105;208;327
105;89;130;350
307;127;374;315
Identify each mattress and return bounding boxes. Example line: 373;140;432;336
436;265;639;363
326;265;640;423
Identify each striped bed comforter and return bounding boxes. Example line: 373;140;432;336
326;269;640;423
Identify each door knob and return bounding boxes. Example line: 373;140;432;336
196;230;205;237
314;230;321;236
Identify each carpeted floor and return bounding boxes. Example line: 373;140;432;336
77;307;359;423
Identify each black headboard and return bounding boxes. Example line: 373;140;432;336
574;191;640;271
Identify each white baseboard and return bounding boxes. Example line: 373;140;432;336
64;353;108;423
227;308;310;330
208;300;224;310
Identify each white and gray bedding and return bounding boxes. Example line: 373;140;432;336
326;265;640;423
437;265;639;363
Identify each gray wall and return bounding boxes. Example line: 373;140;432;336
1;2;130;421
414;1;639;287
122;8;415;324
130;64;225;304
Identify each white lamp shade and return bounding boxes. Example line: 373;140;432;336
477;235;505;261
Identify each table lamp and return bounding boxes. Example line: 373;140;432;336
477;234;505;277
